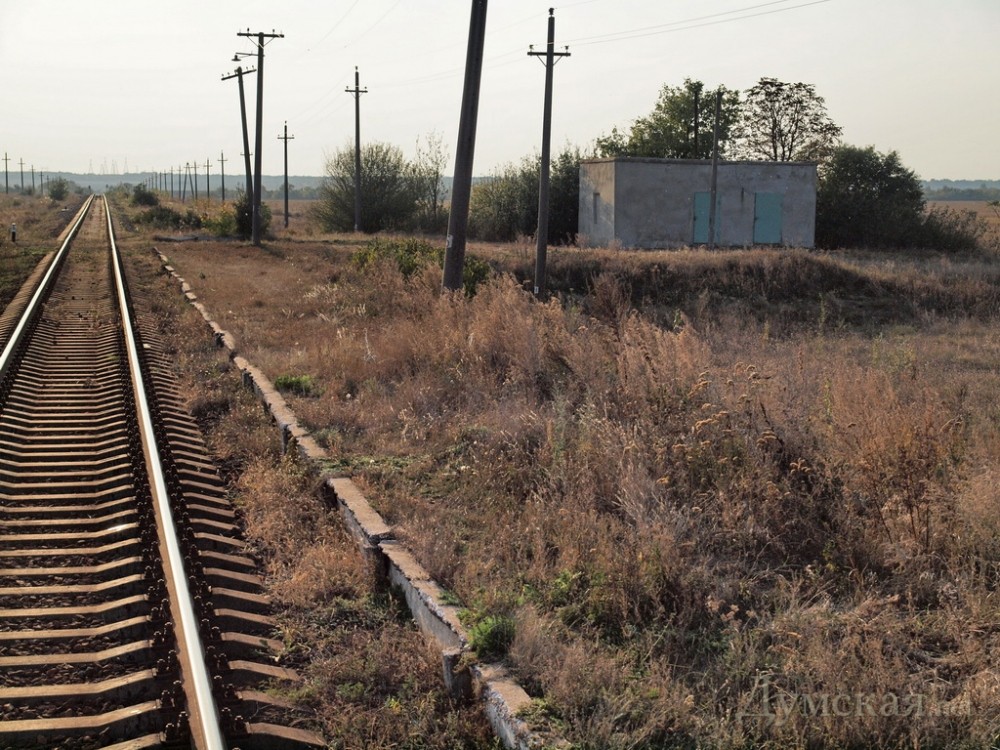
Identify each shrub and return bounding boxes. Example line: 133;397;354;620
231;190;271;240
313;142;419;233
274;374;319;397
131;184;159;207
47;178;69;201
351;237;493;296
135;205;202;230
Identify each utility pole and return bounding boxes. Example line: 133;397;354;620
528;8;570;298
30;166;35;195
218;152;227;202
3;153;8;193
182;163;189;202
237;29;284;246
442;0;488;292
278;121;294;228
693;88;700;158
170;167;174;200
707;89;722;251
222;65;256;208
204;158;211;203
193;161;199;201
18;159;24;192
345;67;367;232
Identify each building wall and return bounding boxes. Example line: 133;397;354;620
578;158;817;249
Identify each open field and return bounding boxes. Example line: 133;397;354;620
100;191;1000;748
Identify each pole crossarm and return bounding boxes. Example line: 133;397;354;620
221;67;256;81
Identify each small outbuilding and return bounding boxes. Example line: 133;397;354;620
578;157;817;249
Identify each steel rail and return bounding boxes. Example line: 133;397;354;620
0;194;95;382
104;196;226;750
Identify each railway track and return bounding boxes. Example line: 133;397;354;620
0;197;324;750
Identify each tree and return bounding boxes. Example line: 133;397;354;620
736;77;842;162
313;141;419;233
596;79;741;159
409;131;449;233
47;178;69;201
468;154;539;242
816;145;924;248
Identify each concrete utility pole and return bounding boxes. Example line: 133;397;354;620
278;121;294;228
237;29;284;246
193;161;199;201
218;152;227;202
170;167;174;200
528;8;570;298
30;166;35;195
707;90;722;251
442;0;488;292
222;65;256;208
18;159;24;192
3;153;9;194
204;158;211;203
345;67;367;232
693;88;700;158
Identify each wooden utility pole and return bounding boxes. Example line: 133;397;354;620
238;29;283;246
18;159;24;192
222;65;256;207
218;152;227;202
707;90;722;251
442;0;488;292
278;121;295;228
193;161;199;201
204;158;211;203
30;166;35;195
3;153;9;194
528;8;570;298
170;167;174;200
345;67;367;232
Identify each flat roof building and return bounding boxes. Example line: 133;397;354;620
579;157;817;249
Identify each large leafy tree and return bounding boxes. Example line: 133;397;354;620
736;77;842;162
596;79;741;159
816;145;924;248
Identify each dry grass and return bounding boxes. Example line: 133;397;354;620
116;199;1000;749
0;193;86;308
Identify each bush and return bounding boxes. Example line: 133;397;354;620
131;184;159;207
47;178;69;201
313;142;419;233
231;190;270;240
351;237;492;296
134;206;202;230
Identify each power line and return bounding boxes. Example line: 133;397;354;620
566;0;834;47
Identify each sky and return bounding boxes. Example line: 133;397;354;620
0;0;997;183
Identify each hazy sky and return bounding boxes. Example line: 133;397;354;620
1;0;997;182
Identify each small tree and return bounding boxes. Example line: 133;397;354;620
409;131;450;233
47;178;69;201
816;145;925;248
596;79;740;159
313;141;418;233
468;155;539;242
232;190;270;240
736;77;842;162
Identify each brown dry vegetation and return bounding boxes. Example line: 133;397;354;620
0;193;86;307
111;196;1000;749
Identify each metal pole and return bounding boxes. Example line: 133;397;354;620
707;90;722;251
251;33;265;245
530;8;569;298
442;0;488;292
346;67;367;232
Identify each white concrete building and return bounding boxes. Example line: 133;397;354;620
579;157;817;249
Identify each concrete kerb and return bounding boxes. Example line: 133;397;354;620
153;247;561;749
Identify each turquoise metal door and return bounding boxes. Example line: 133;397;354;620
692;192;721;244
753;192;783;244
